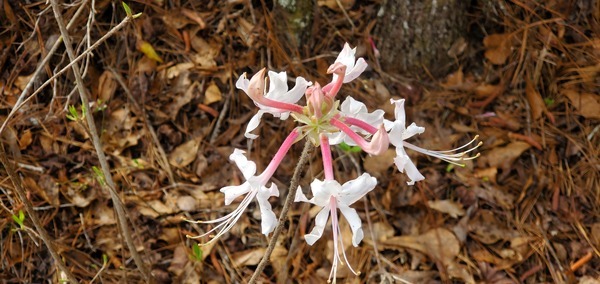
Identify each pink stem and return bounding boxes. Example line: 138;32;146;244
320;133;334;180
257;129;300;183
330;117;371;151
343;117;378;134
256;97;304;114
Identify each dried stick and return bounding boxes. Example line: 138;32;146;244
0;4;134;136
108;68;176;185
0;145;79;284
49;1;152;281
248;141;313;284
0;0;89;135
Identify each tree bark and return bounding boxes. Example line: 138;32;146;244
376;0;468;77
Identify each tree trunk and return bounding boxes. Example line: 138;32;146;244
375;0;468;77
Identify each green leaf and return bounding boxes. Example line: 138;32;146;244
92;166;106;186
191;243;203;261
102;254;108;265
66;105;79;121
338;142;362;153
121;2;133;17
544;97;555;106
12;210;25;229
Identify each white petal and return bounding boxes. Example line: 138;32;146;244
337;173;377;206
335;43;356;70
304;205;331;245
220;182;252;205
266;71;289;100
327;132;345;145
281;76;310;104
341;96;366;115
344;57;368;83
294;185;311;203
339;205;364;246
229;149;256;179
403;122;425;140
394;147;424;185
310;179;341;206
245;110;264;139
390;98;406;123
388;121;406;147
235;73;249;93
256;183;279;235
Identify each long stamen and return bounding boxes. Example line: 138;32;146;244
186;190;257;245
402;136;482;166
329;197;339;283
336;219;359;277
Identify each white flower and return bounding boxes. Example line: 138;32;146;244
329;96;385;145
387;98;482;185
387;98;426;185
236;70;311;139
332;43;368;83
295;173;377;281
191;149;279;243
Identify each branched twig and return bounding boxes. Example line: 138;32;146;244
49;1;153;281
0;4;134;136
0;0;89;135
248;141;313;284
0;146;79;284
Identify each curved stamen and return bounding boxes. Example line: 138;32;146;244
402;136;482;166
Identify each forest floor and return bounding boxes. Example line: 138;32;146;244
1;0;599;283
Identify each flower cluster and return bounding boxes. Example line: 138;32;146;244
190;43;480;282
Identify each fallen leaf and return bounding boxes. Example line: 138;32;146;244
525;77;548;121
483;33;513;65
168;138;201;168
137;40;163;63
563;89;600;119
469;210;511;244
232;248;266;267
427;200;465;218
318;0;355;11
97;70;117;102
177;195;197;211
204;82;221;105
18;129;32;150
381;228;460;266
363;149;395;176
480;141;531;173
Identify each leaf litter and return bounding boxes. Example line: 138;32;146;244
0;0;598;283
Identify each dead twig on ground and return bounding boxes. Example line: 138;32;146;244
49;1;152;281
0;145;79;284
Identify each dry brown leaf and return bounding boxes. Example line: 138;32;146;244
204;82;221;105
364;222;395;242
480;141;531;172
363;149;395;176
427;200;465;218
441;68;464;88
232;248;266;267
18;129;32;150
474;83;502;98
563;89;600;119
483;33;513;65
472;186;515;210
470;210;511;244
473;167;498;183
138;200;174;218
181;8;206;29
176;195;197;211
381;228;460;266
525;77;547;121
97;70;117;102
168;138;201;168
237;17;255;47
318;0;355;10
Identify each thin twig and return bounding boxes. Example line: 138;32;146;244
0;0;89;135
49;1;153;281
108;68;176;185
0;145;79;284
0;6;133;136
248;141;313;284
